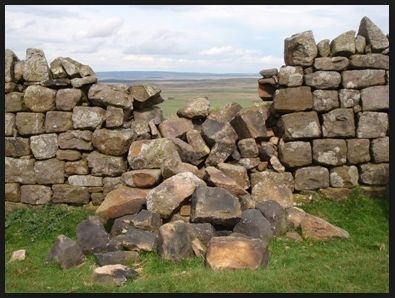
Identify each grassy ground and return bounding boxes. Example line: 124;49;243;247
4;187;388;293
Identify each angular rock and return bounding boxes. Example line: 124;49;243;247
20;185;52;205
259;68;278;77
258;81;276;99
56;149;81;161
355;35;366;53
350;54;389;69
5;157;36;184
5;92;24;112
15;112;45;135
5;183;21;202
317;39;330;57
322;108;355;137
205;140;236;166
41;78;71;89
46;235;85;269
92;264;137;287
96;186;148;220
202;118;238;147
233;209;273;242
130;85;163;109
330;166;359;188
356;112;388;138
72;106;106;130
30;133;58;160
5;113;15;136
273;86;313;113
230;106;267;139
251;180;293;208
131;209;162;232
171;137;206;165
129;120;150;139
208;102;242;123
186;130;210;157
286;207;306;230
313;89;339;112
103;177;122;196
237;138;258;158
278;66;303;86
58;130;93;151
281;111;321;141
186;223;216;248
70;76;97;88
5;49;18;82
14;60;25;82
68;175;103;187
217;163;249;190
359;163;389;185
342;69;386;88
33;158;63;184
250;171;294;191
65;160;89;175
177;97;210;119
339;89;360;108
205;166;248;197
358;16;389;52
300;214;349;240
94;251;139;267
284;30;317;66
360;85;388;111
23;48;51;82
346;139;371;164
92;129;134;156
278;140;312;168
191;185;242;228
371;137;389;163
314;57;349;71
5;82;18;93
86;151;126;177
50;58;67;79
237;157;260;170
52;184;90;205
76;216;111;253
304;71;341;89
206;236;268;270
23;85;56;112
270;155;285;172
110;215;138;236
105;106;124;128
294;166;330;191
160;158;201;179
157;221;193;261
330;30;356;56
45;111;73;133
5;137;30;157
158;118;194;139
88;83;133;109
256;200;288;236
122;169;162;188
133;106;164;125
55;88;82;111
312;139;347;166
115;227;158;252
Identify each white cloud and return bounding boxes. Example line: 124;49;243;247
200;46;256;56
74;18;123;39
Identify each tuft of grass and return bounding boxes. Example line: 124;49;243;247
5;190;389;293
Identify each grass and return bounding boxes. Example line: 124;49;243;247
5;187;389;293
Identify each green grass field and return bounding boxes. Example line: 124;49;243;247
5;188;389;293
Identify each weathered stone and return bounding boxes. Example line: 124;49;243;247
88;83;133;109
103;177;122;196
237;138;258;158
23;48;51;82
191;185;241;228
96;186;148;220
208;102;242;123
322;108;355;137
5;92;24;112
360;186;388;197
76;216;110;253
40;78;71;89
171;138;206;165
205;140;236;166
92;129;134;156
312;139;347;166
91;193;104;205
284;30;317;66
92;264;137;287
110;215;138;236
342;69;386;88
186;223;216;248
273;86;313;113
346;139;370;164
105;106;124;128
355;35;366;54
15;112;45;135
177;97;210;119
50;58;67;79
5;157;36;184
286;207;306;230
9;249;26;262
94;251;139;267
128;138;181;169
371;137;389;163
360;85;388;111
56;150;81;161
350;54;389;69
278;140;312;168
250;171;294;191
251;180;293;208
115;227;158;252
131;209;162;232
122;169;162;188
359;163;389;185
314;57;349;71
186;130;210;157
230;106;267;139
34;158;64;184
330;30;356;56
55;88;82;111
160;158;201;179
23;85;56;112
70;76;97;88
85;151;126;177
237;157;260;170
14;60;24;82
301;214;349;240
281;111;321;141
157;221;193;261
65;160;89;175
358;16;389;52
5;137;30;157
52;184;90;204
133;106;164;125
205;166;248;197
46;235;85;269
158;118;194;139
130;85;163;109
356;112;388;138
5;183;21;202
202;118;238;146
286;231;303;241
30;133;58;160
5;49;18;82
5;82;18;94
259;68;278;77
278;66;303;86
256;200;288;236
20;185;52;205
68;175;103;187
317;39;330;57
59;57;82;78
206;236;268;270
294;166;329;191
72;106;106;130
312;90;339;112
5;113;15;136
339;89;360;108
44;111;73;133
233;209;273;242
304;71;341;89
270;155;285;172
318;188;352;201
330;166;359;188
58;130;93;151
217;163;249;190
129;120;150;139
257;142;276;161
258;81;276;100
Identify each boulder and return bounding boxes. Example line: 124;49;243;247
342;69;386;88
294;166;330;191
49;58;67;79
56;149;81;161
76;216;110;253
186;223;216;248
45;111;73;133
52;184;90;205
146;172;205;219
72;106;106;130
349;54;389;69
30;133;58;160
115;227;158;252
284;30;317;66
68;175;103;187
358;16;389;52
278;66;303;86
359;163;389;185
20;185;52;205
88;83;133;109
304;71;341;89
371;137;389;163
65;160;89;175
330;30;356;56
217;163;250;190
34;158;64;184
46;235;85;269
206;236;268;270
94;251;139;267
133;106;164;125
23;85;56;112
300;214;349;240
317;39;330;57
105;106;124;128
251;180;293;208
58;130;93;151
360;85;388;111
322;108;355;137
122;169;162;188
339;89;360;108
15;112;45;135
273;86;313;113
278;140;312;168
5;137;30;157
356;112;388;138
281;111;321;141
205;166;248;197
86;151;127;176
5;113;15;136
250;171;294;191
330;166;359;188
5;49;18;82
314;57;349;71
233;209;273;242
230;106;267;139
5;92;24;112
177;97;210;119
5;183;21;202
158;118;194;139
92;264;137;287
256;200;288;236
5;157;36;184
346;139;371;164
207;102;242;123
312;139;347;166
14;60;25;82
55;88;82;111
92;129;134;156
23;48;51;82
130;85;163;109
237;138;258;158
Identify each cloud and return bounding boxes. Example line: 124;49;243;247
74;18;123;39
200;46;256;56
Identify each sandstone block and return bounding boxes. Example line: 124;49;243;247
5;183;21;202
21;185;52;205
24;85;56;112
34;158;65;184
5;92;24;112
284;30;317;66
330;166;359;188
273;86;313;113
45;111;73;133
15;112;45;135
278;66;303;86
72;106;106;130
330;30;356;56
23;48;51;82
105;106;124;128
350;54;389;69
339;89;360;108
5;157;36;184
322;108;355;137
371;137;389;163
58;130;93;151
359;163;389;185
55;88;82;111
304;71;341;89
5;137;30;157
86;151;127;176
158;118;194;139
312;139;347;166
30;133;58;160
314;57;349;71
295;166;330;191
281;111;321;141
342;69;385;89
88;83;133;109
278;140;312;167
177;97;210;119
130;85;163;109
312;90;339;112
360;85;388;111
356;112;388;138
68;175;103;187
92;129;134;156
65;160;89;175
346;139;371;164
52;184;90;205
358;16;389;52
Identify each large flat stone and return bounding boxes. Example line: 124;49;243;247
281;111;321;141
273;86;313;113
342;69;386;89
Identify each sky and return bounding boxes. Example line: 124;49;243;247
5;5;389;73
